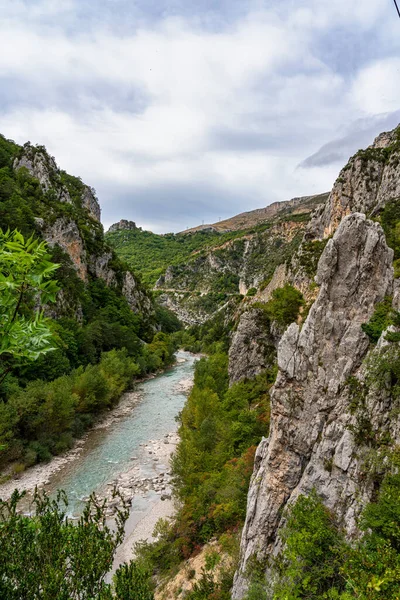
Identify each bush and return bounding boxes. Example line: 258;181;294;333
361;297;394;343
273;491;345;599
272;471;400;599
0;488;131;599
114;562;154;600
254;284;304;328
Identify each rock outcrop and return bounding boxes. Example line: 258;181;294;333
14;144;60;194
108;220;138;233
232;213;395;598
228;309;277;385
43;218;88;281
14;143;101;222
11;141;152;320
82;186;101;221
310;126;400;239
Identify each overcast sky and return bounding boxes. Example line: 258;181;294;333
1;0;400;232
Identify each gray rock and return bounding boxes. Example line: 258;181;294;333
232;213;394;598
107;220;138;233
228;308;278;385
309;126;400;239
81;186;101;221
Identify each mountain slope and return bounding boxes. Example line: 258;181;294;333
181;192;328;234
0;134;182;474
0;135;152;321
231;124;400;597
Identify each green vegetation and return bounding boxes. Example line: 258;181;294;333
129;348;275;596
379;197;400;277
271;468;400;599
361;297;394;343
266;284;304;327
0;230;59;385
105;227;245;287
298;238;329;278
273;491;345;598
253;284;304;328
0;488;154;599
246;287;257;297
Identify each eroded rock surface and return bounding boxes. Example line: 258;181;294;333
108;220;138;233
310;127;400;239
228;309;277;385
232;213;394;598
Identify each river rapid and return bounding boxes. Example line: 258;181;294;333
0;351;197;563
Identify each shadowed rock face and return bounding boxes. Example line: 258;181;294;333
232;213;394;598
228;309;278;386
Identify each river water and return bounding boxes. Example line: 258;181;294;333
18;351;196;518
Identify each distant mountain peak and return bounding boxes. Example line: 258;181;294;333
107;219;139;233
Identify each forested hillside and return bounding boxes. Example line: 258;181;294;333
105;225;242;286
0;134;180;475
107;194;326;325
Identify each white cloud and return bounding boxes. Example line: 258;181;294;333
351;58;400;115
0;0;398;231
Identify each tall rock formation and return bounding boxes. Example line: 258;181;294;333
232;211;395;597
10;140;152;318
107;220;138;233
310;127;400;239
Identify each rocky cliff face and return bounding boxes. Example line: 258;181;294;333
310;127;400;239
107;219;138;233
13;142;152;318
14;143;101;221
232;158;400;597
228;309;278;385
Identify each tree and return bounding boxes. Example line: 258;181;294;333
0;489;155;599
0;229;59;385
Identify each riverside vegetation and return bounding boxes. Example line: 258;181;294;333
1;126;400;599
0;134;180;475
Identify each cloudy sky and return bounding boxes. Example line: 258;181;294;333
0;0;400;232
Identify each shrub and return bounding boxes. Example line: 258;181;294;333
361;297;394;343
265;284;304;327
273;491;345;599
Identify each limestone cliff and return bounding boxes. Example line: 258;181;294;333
228;309;278;385
310;126;400;239
12;142;152;318
232;213;396;597
231;122;400;596
107;220;138;233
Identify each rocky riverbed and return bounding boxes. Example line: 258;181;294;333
0;354;196;566
104;431;178;517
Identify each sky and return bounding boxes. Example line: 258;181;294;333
0;1;400;233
